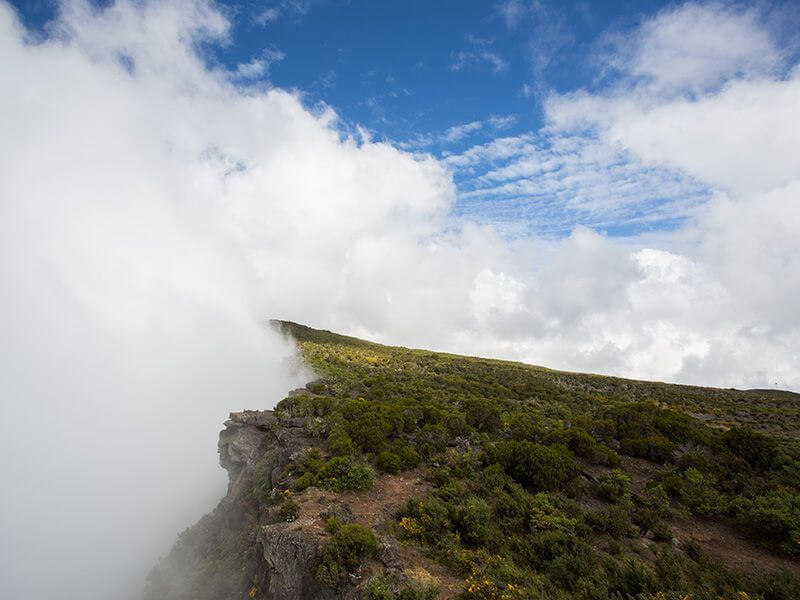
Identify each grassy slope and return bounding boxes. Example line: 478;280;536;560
274;320;800;441
272;320;800;600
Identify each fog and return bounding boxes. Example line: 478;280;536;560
1;0;800;597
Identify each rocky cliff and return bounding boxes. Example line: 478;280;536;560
144;384;444;600
145;322;800;600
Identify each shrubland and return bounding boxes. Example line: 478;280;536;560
266;321;800;599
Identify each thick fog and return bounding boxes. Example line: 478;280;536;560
1;0;800;598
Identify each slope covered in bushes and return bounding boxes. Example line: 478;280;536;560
272;320;800;600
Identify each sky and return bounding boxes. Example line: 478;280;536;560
0;0;799;598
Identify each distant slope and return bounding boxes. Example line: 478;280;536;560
272;319;800;441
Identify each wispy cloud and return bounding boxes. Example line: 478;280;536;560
451;34;508;73
445;132;709;235
233;47;285;80
401;114;517;149
496;0;526;30
451;49;508;73
254;0;315;26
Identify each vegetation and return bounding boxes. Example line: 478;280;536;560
268;321;800;599
317;522;378;588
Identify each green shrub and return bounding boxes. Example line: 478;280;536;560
565;428;596;457
586;499;634;539
529;493;577;533
597;469;631;503
395;443;421;470
679;468;727;516
487;441;578;491
278;498;299;522
723;426;778;472
293;447;324;474
377;451;404;474
317;457;374;492
620;436;675;462
591;445;621;467
317;523;378;588
734;488;800;557
650;521;673;542
295;471;317;491
462;397;502;433
452;496;492;547
634;484;671;530
328;425;359;456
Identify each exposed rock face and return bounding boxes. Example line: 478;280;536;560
144;409;326;600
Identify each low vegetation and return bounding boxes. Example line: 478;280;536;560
271;320;800;599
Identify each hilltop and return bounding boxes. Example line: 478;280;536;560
145;321;800;600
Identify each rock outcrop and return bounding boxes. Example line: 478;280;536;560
144;407;326;600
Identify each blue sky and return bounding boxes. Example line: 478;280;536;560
12;0;720;237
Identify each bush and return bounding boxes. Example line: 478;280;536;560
487;441;578;491
723;426;778;472
586;498;634;539
295;471;317;491
597;469;631;503
377;451;404;474
634;484;671;530
278;498;299;522
620;437;675;462
679;468;727;516
361;575;439;600
565;428;596;457
328;425;359;456
317;523;378;588
529;493;577;534
734;488;800;557
317;457;374;493
452;496;492;547
293;447;324;474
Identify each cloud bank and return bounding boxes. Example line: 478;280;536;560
0;1;799;598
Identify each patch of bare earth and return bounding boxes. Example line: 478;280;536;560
669;517;800;575
581;455;800;575
292;469;463;598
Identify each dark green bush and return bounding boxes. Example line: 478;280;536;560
317;523;378;588
723;426;778;472
733;488;800;557
487;441;578;491
452;496;492;547
377;451;404;474
678;468;727;516
317;457;374;492
565;428;596;457
278;498;299;522
295;471;317;491
620;436;675;462
586;498;634;538
597;469;631;503
328;425;359;456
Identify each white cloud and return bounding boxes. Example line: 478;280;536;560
451;49;508;73
540;1;800;386
601;2;782;96
233;47;285;79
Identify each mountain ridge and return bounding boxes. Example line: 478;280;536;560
145;321;800;600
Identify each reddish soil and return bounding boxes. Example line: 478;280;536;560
581;454;800;575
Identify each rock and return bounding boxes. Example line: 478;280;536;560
148;409;323;600
319;502;355;524
256;523;326;600
377;536;403;570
